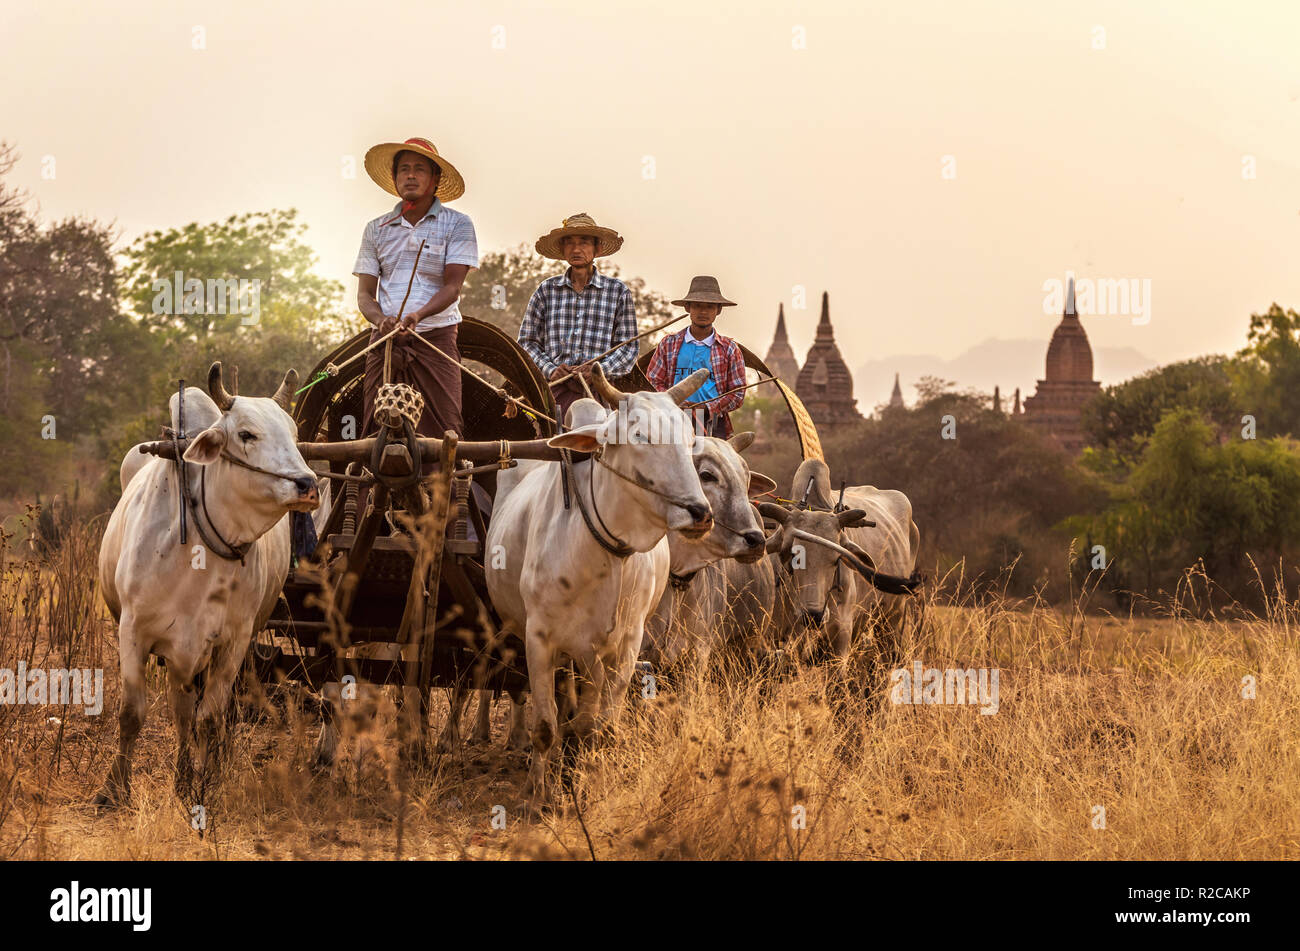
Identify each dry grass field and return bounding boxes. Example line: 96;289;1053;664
2;514;1297;861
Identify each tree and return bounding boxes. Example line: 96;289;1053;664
1232;303;1300;438
119;209;352;401
1081;355;1240;464
1078;406;1300;600
0;143;132;494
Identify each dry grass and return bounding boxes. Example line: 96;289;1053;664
2;513;1297;860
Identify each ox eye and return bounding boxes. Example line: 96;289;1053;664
239;430;257;442
699;470;718;483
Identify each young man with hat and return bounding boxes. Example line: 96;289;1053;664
353;136;478;443
646;276;747;437
518;213;638;421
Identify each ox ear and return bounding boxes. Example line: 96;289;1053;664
757;501;790;525
546;424;603;454
748;471;778;499
728;431;755;454
837;507;870;528
183;424;227;466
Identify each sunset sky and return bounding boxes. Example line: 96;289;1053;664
4;0;1297;403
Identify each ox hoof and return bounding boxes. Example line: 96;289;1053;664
91;785;128;811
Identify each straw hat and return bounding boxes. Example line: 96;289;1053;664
363;137;466;202
671;275;736;308
535;213;624;260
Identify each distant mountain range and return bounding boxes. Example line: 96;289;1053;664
853;338;1159;411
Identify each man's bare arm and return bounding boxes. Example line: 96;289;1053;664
357;274;393;332
401;264;471;330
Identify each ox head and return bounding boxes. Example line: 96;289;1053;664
182;362;320;517
760;498;871;626
667;432;777;574
547;365;713;539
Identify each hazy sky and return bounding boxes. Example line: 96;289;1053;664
4;0;1298;399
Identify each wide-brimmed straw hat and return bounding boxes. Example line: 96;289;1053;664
535;213;624;260
364;137;466;202
671;275;736;308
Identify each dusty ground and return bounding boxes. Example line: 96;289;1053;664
3;522;1298;860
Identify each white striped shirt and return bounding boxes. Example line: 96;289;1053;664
352;199;479;331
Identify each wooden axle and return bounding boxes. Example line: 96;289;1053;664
138;434;574;464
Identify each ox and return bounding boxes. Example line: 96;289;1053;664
760;459;920;680
455;425;775;750
95;363;320;806
641;431;775;674
485;365;711;801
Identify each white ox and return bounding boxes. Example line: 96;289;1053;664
456;423;775;750
641;430;775;673
761;459;920;674
95;363;320;805
485;366;712;801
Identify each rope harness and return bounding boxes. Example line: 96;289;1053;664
167;398;317;566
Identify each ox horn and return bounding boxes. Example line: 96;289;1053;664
589;362;628;406
764;527;785;554
665;367;710;407
208;361;236;411
728;431;755;453
271;369;298;411
757;501;791;525
789;527;864;566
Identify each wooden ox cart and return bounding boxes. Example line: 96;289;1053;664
137;317;824;750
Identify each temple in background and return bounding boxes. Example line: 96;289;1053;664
763;303;801;384
794;292;862;428
1020;276;1100;453
764;292;863;431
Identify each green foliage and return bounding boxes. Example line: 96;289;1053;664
1076;406;1300;596
119;209;354;400
1081;355;1240;464
0;143;133;494
1232;303;1300;438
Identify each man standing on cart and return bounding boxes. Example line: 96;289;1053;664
645;276;747;437
517;213;638;421
353;136;478;441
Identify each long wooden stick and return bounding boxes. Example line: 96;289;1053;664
681;374;780;410
384;240;427;387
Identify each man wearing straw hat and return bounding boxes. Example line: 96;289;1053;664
353;136;478;443
646;276;747;438
518;213;637;421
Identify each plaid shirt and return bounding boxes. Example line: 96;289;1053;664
646;327;747;437
518;268;638;378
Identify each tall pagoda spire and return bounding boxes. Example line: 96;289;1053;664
793;290;861;427
815;291;834;341
889;372;904;409
763;303;801;384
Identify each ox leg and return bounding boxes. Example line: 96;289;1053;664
470;687;493;745
168;670;199;800
505;690;529;750
93;625;148;808
524;629;558;805
192;635;247;795
594;644;638;743
312;684;342;771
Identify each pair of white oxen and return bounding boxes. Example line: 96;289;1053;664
95;362;917;807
